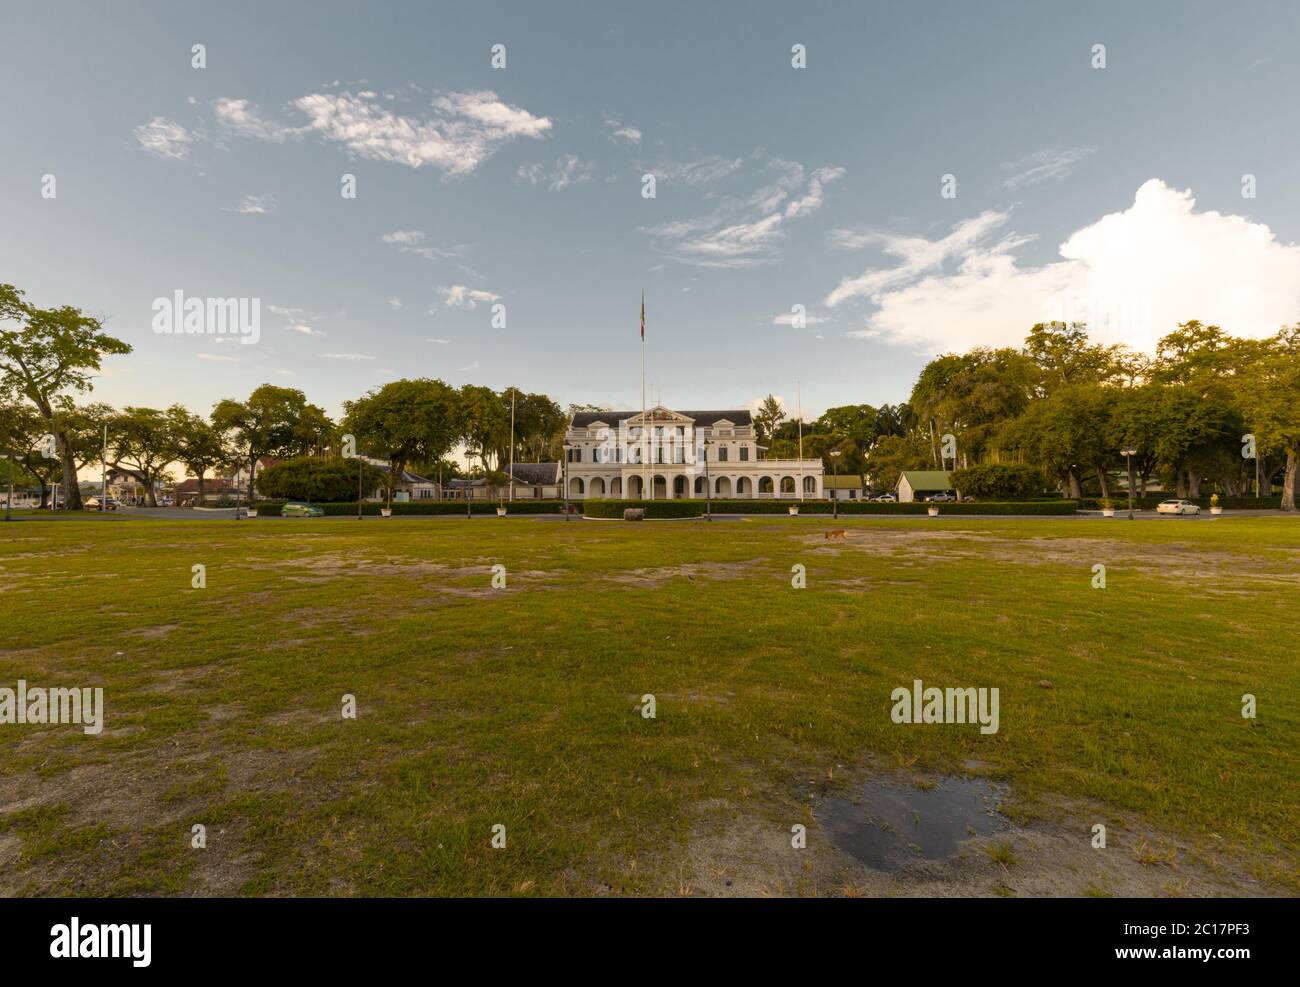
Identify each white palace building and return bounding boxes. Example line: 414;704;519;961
563;406;823;500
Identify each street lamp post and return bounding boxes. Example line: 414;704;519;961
1122;448;1137;520
2;451;12;521
829;449;842;519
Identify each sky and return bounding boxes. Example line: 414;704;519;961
4;0;1300;424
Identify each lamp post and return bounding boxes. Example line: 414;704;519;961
357;454;363;520
703;439;712;522
1122;448;1137;520
2;452;12;521
561;443;573;521
829;448;842;519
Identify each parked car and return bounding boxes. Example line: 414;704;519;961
83;497;116;511
925;492;956;502
1156;499;1201;516
281;502;324;518
872;493;896;502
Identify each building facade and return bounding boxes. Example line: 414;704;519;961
564;406;823;499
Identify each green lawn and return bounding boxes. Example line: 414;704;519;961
1;514;1296;895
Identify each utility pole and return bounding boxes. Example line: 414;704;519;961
830;448;842;519
704;440;712;521
1122;447;1137;520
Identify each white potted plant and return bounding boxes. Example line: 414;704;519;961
788;504;799;516
1210;493;1222;515
927;504;940;516
496;500;507;517
1101;497;1115;518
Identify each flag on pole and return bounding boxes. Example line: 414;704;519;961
640;292;645;340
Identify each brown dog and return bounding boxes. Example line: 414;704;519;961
824;529;847;541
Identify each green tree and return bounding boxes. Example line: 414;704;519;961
753;394;786;444
1239;330;1300;510
257;455;385;503
0;284;132;509
168;406;226;504
343;379;461;498
212;385;330;500
109;407;176;506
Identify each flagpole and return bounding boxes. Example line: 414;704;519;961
797;379;805;502
641;291;649;501
508;391;515;502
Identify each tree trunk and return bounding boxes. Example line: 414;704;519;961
145;476;158;507
248;456;257;502
197;474;206;504
1188;468;1202;500
1095;467;1110;500
1282;450;1298;512
1175;470;1187;499
57;428;82;510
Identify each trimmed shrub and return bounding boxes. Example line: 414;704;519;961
582;499;704;519
950;463;1043;501
257;455;386;503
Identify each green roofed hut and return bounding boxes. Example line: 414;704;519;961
896;470;953;503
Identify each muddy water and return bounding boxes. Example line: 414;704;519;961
818;777;1008;869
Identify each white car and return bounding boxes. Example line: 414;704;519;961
1156;499;1201;516
872;493;896;502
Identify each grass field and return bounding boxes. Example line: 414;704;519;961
1;514;1297;897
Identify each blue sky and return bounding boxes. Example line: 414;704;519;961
5;0;1300;422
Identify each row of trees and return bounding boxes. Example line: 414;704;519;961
4;282;1297;509
758;321;1299;509
1;284;571;505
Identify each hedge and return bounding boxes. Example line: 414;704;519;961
251;500;568;516
582;499;705;519
1076;494;1284;510
249;498;1080;517
586;498;1078;516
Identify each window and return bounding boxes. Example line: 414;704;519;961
718;446;728;462
739;446;749;461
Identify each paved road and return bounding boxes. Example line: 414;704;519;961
5;507;1294;523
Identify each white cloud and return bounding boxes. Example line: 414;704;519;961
1000;146;1095;190
646;159;845;268
231;193;275;214
320;352;376;360
773;312;828;326
134;117;195;160
387;297;403;310
381;230;426;245
287;323;325;337
516;153;595;191
440;285;500;309
458;360;480;372
425;337;450;344
655;155;746;188
830;179;1300;353
291;89;551;174
197;353;239;363
825;210;1010;305
604;117;641;145
213;98;300;142
380;229;462;260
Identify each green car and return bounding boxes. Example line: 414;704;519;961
281;502;324;518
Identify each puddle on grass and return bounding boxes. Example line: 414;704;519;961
818;776;1008;870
